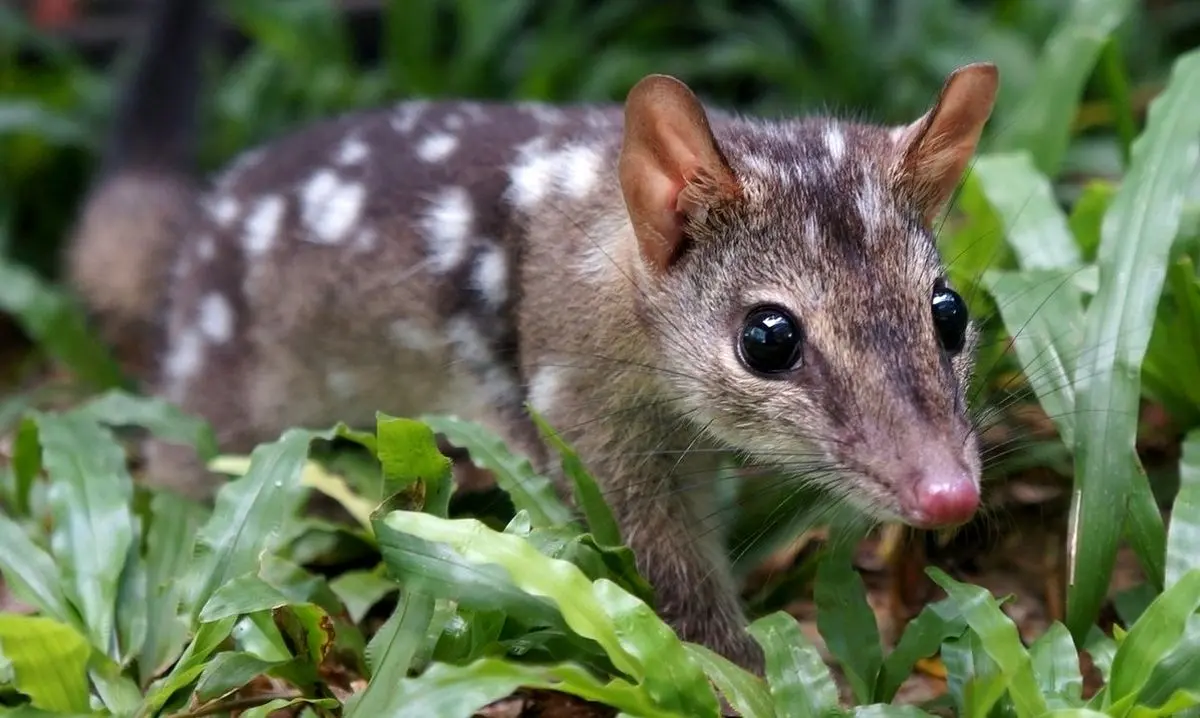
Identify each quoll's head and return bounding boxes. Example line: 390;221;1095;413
617;63;999;529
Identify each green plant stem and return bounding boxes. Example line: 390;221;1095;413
1101;37;1137;168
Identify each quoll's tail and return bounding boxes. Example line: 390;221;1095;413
66;0;212;379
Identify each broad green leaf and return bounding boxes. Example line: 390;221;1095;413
87;652;142;715
971;152;1082;270
1069;180;1117;262
813;535;882;704
75;390;218;459
184;427;334;619
0;516;74;624
530;409;621;547
748;611;839;718
875;598;966;702
1130;615;1200;715
0;260;123;390
941;631;1008;717
198;573;293;622
193;651;284;702
10;416;40;514
1129;691;1200;718
1107;569;1200;705
381;657;679;718
422;414;573;528
928;568;1048;717
329;569;398;623
1166;432;1200;590
237;697;340;718
378;510;719;716
140;492;207;686
349;590;436;715
1142;259;1200;428
996;0;1136;176
523;527;655;607
1068;48;1200;639
378;413;453;516
685;643;775;718
142;616;238;714
0;616;91;713
1028;622;1084;707
851;707;939;717
114;519;148;665
37;411;136;657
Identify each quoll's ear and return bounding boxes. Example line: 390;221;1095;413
891;62;999;225
618;74;741;273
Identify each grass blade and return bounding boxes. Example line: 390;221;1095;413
747;611;839;718
971;152;1083;271
75;390;218;459
1167;432;1200;589
347;589;437;717
0;516;74;625
139;493;207;686
1107;569;1200;705
1067;48;1200;639
530;409;621;547
995;0;1136;176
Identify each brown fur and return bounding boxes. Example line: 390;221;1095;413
69;49;999;671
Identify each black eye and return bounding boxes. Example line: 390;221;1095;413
931;285;969;354
739;306;803;375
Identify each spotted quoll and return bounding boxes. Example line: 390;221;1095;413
68;0;999;671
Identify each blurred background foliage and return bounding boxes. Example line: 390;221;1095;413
1;0;1198;279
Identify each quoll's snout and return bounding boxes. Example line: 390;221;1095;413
898;443;980;528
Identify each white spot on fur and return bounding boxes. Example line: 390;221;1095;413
416;132;459;163
446;315;518;405
420;187;473;273
352;228;377;252
889;126;909;144
210;196;240;227
444;113;464;130
391;101;428;134
326;369;357;399
507;140;605;209
336;135;369;165
825;126;846;164
243;195;285;256
300;170;366;245
857;180;884;232
528;365;566;413
518;102;565;125
472;245;508;309
164;329;203;387
388;319;444;352
198;293;234;343
196;235;215;260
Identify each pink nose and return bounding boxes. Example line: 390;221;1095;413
910;468;979;528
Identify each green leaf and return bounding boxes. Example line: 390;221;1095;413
1067;48;1200;640
194;651;283;702
1166;433;1200;590
1068;180;1117;262
531;409;622;546
329;569;398;624
198;573;294;622
0;260;124;390
237;697;340;718
422;414;573;528
1131;615;1200;714
1107;569;1200;705
875;598;966;703
140;492;208;686
813;535;882;704
0;616;91;713
995;0;1136;176
377;510;719;716
850;707;939;717
971;152;1083;271
0;515;74;625
348;589;437;716
685;643;775;718
184;427;334;619
1028;622;1084;707
748;611;839;718
927;568;1049;717
36;411;137;657
941;631;1008;717
378;413;453;516
380;657;679;718
75;390;218;459
141;616;238;714
1142;259;1200;428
